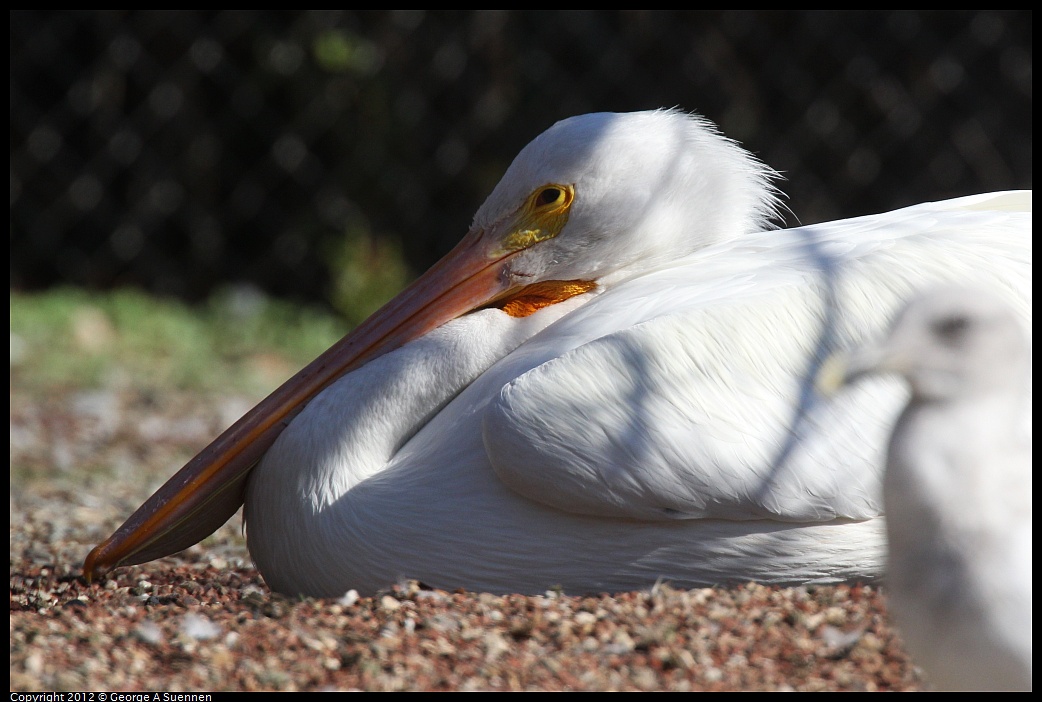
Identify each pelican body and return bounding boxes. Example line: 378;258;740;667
85;110;1032;597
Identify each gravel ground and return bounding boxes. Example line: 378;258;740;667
10;384;929;691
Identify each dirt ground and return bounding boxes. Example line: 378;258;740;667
10;385;927;691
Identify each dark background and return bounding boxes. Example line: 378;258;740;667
10;11;1032;309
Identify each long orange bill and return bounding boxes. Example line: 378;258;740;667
84;225;535;582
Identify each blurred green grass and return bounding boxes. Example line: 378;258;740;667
11;225;411;395
10;287;354;396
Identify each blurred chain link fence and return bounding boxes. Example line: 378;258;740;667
11;11;1032;311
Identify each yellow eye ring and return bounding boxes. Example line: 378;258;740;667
491;184;575;257
530;183;574;213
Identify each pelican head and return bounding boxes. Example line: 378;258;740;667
474;109;780;287
84;109;781;581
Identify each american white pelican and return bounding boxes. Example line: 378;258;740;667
831;288;1032;691
84;109;1032;597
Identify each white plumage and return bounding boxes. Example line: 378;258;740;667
834;288;1031;691
85;110;1032;600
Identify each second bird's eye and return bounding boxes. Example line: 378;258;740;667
536;187;562;207
934;314;970;343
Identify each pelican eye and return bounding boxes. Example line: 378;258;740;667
536;187;563;207
491;184;575;256
529;183;573;213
